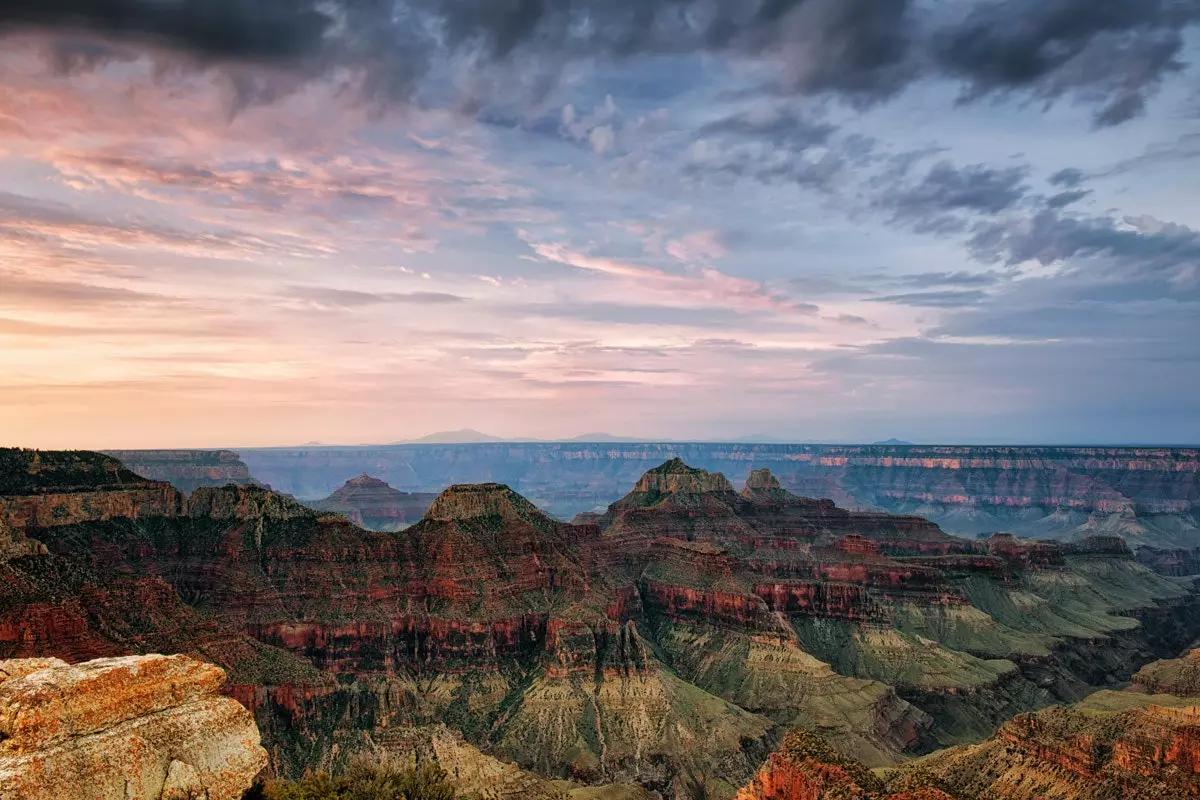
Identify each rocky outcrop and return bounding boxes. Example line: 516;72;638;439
1132;650;1200;697
0;654;267;800
103;450;260;495
309;474;436;531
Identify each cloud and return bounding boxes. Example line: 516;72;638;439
4;0;1194;123
931;0;1200;126
697;108;837;151
283;286;467;308
1048;167;1087;187
1046;189;1092;208
892;270;1003;288
878;160;1029;232
868;290;990;308
968;210;1200;303
526;238;816;314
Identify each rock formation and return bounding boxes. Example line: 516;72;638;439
1132;649;1200;697
232;443;1200;545
103;450;260;495
309;473;436;530
0;654;267;799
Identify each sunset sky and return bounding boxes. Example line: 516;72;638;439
2;1;1199;448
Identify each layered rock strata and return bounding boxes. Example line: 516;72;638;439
0;654;267;800
234;443;1200;545
103;450;260;495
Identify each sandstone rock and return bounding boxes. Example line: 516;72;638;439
0;654;267;800
0;658;67;682
0;654;226;749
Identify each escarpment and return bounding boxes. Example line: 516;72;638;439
4;449;1200;798
0;654;267;800
103;449;260;495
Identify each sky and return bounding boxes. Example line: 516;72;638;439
1;0;1199;448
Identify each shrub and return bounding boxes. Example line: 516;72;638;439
247;756;456;800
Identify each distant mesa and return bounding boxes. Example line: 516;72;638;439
403;429;507;444
872;438;913;446
423;482;543;523
309;473;436;531
629;457;736;498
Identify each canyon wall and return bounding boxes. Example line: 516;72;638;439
223;443;1200;545
102;449;260;495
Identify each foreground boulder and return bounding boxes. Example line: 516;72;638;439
0;654;267;800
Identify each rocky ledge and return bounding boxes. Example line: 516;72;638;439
0;654;267;800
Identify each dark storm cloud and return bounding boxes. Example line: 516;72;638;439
3;0;1197;122
0;0;330;60
932;0;1200;126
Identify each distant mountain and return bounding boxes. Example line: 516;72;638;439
871;438;913;446
403;429;506;444
566;432;643;442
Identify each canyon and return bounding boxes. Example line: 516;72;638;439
110;443;1200;547
4;447;1200;798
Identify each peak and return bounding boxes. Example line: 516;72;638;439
345;473;388;487
425;483;544;522
744;468;781;491
650;457;693;473
631;459;734;497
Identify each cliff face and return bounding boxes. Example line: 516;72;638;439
309;473;436;531
103;449;260;495
235;443;1200;546
0;654;266;800
0;448;183;530
1137;545;1200;576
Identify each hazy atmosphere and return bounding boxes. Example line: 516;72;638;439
2;0;1199;447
